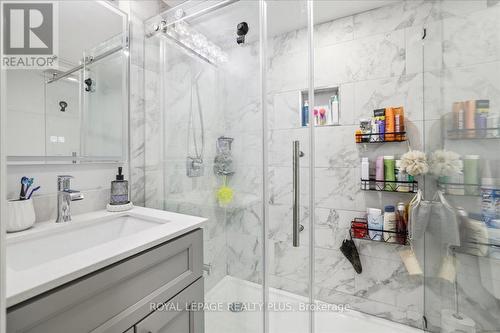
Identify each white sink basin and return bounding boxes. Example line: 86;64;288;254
6;206;206;307
7;214;166;271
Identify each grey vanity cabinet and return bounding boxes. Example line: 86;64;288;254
7;229;204;333
135;278;204;333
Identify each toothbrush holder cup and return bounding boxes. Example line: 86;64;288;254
7;199;36;232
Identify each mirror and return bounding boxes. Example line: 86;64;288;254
6;1;128;164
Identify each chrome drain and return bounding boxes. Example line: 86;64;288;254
229;302;244;312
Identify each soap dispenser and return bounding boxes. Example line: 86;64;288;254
110;167;129;205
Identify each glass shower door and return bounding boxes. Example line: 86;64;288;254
144;1;265;333
422;2;500;331
265;1;313;332
311;1;427;331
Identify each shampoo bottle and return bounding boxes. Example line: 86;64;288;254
370;119;379;142
396;202;407;245
452;102;465;133
384;156;396;191
385;107;395;141
302;100;309;127
330;95;339;125
383;205;397;243
396;160;409;192
367;208;383;241
464;155;480;195
464;100;476;138
394;107;405;141
361;158;370;190
376;156;385;190
374;108;386;141
476;100;489;138
448;160;464;195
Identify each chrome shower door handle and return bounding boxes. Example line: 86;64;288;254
293;141;304;247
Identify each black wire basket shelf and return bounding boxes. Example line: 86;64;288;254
437;181;481;196
355;131;407;143
350;218;408;246
360;179;418;193
447;128;500;140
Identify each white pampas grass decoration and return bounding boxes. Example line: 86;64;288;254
429;149;461;178
400;150;429;176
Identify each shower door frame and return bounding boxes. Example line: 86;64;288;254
306;2;316;333
259;2;270;333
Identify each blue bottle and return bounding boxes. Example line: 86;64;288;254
302;100;309;127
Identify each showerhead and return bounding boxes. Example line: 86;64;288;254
237;22;249;36
236;22;249;45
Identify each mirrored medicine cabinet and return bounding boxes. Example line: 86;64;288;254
5;1;129;164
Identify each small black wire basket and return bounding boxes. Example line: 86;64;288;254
350;218;408;245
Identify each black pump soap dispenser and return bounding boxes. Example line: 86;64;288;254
110;167;129;205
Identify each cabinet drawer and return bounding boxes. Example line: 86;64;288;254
7;229;203;333
135;278;204;333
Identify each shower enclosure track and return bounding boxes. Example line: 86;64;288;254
46;45;126;84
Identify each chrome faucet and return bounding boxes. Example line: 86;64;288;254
56;175;84;223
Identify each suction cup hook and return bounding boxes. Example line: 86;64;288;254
84;78;94;92
59;101;68;112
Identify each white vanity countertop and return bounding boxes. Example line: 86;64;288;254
6;206;207;307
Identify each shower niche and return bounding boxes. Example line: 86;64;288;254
300;86;340;127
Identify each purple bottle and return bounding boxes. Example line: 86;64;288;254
374;109;386;141
476;100;489;138
376;156;385;190
378;120;386;141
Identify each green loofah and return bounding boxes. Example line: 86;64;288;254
217;186;233;205
216;176;233;206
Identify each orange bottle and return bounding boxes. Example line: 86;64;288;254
464;100;476;138
385;107;395;141
394;107;405;141
355;129;362;143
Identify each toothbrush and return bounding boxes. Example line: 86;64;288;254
26;186;40;200
24;177;34;196
19;177;34;200
19;178;25;200
19;176;29;200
